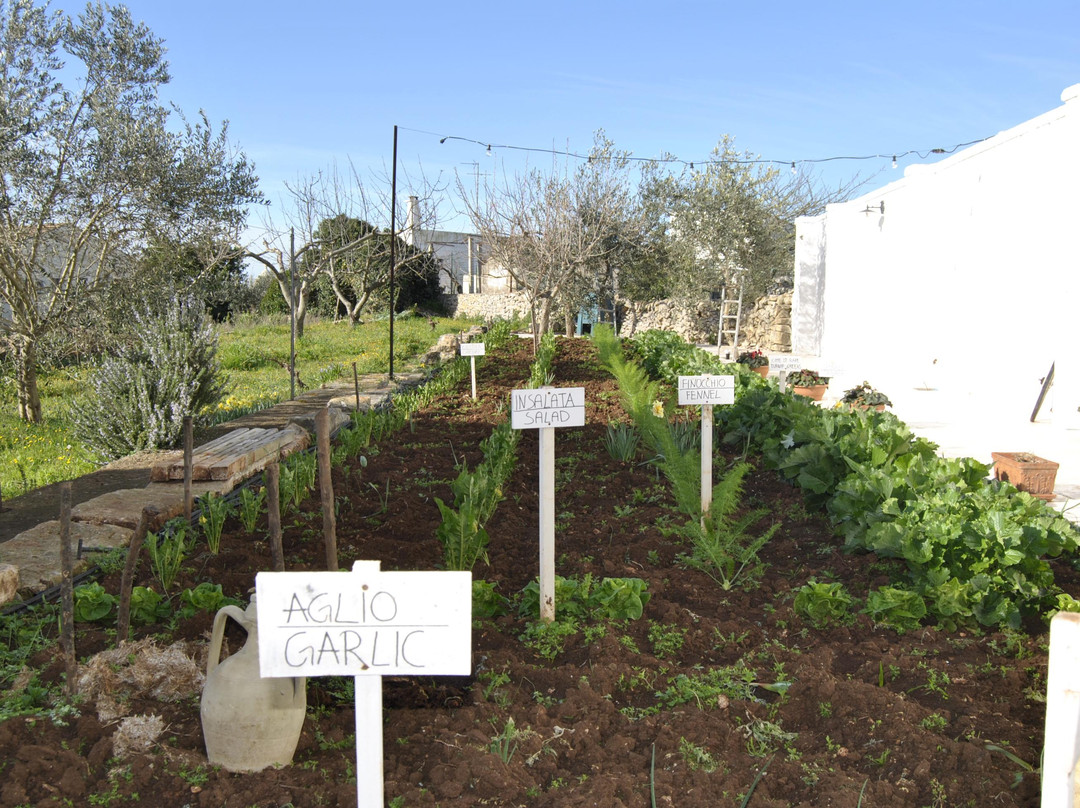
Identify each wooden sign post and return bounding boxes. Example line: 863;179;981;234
1041;611;1080;808
768;355;803;393
678;375;734;519
460;342;485;400
256;561;472;807
511;387;586;622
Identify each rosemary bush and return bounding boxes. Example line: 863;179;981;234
69;295;226;459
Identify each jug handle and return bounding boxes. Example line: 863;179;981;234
207;604;249;675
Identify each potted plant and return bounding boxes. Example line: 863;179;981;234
991;452;1059;501
737;350;769;378
840;381;891;411
788;369;829;401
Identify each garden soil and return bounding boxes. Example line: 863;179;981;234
2;337;1076;807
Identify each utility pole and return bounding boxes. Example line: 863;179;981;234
389;126;397;380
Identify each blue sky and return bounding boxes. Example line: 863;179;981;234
117;0;1080;246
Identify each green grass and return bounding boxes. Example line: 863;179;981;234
0;312;481;498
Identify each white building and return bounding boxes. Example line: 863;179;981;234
401;196;513;295
792;83;1080;439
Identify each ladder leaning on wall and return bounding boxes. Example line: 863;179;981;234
716;282;743;359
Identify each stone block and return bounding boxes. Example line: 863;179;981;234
0;564;18;606
1;521;133;597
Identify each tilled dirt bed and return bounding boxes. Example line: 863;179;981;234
2;337;1076;807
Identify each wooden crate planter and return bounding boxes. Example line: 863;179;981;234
991;452;1059;501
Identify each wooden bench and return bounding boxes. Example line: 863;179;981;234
150;425;309;483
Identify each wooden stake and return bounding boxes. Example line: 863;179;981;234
353;362;361;411
58;483;76;698
317;409;338;570
470;356;477;400
115;509;150;645
701;404;713;527
183;416;193;523
1041;611;1080;808
266;464;284;572
539;426;555;623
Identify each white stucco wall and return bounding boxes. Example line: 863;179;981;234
794;83;1080;431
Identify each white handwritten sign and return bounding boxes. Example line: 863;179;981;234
768;355;803;372
255;567;471;677
256;562;470;808
460;342;485;357
677;375;735;406
511;387;586;429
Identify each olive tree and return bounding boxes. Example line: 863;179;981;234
641;135;860;304
0;0;259;422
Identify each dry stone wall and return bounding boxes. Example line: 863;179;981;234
621;293;792;351
741;291;792;352
441;292;531;322
441;291;792;350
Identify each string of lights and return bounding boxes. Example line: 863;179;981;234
398;125;989;172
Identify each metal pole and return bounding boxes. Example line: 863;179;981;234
289;228;297;400
389;125;398;380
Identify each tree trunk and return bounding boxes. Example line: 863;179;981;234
539;297;554;338
14;336;43;424
295;285;309;340
564;310;574;337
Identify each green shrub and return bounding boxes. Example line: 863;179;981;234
68;295;226;459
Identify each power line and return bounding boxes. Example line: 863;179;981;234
398;125;988;171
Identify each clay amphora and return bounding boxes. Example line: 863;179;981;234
200;596;307;772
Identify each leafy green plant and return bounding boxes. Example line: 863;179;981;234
237;486;267;533
489;717;530;764
517;575;651;622
678;737;719;772
520;618;578;660
129;586;170;626
657;664;757;709
145;519;191;593
196;492;234;554
73;582;118;623
787;369;829;388
864;586;927;632
435;489;490;572
472;580;509;619
603;422;640;462
677;462;779;591
178;582;241;618
840;380;891;408
793;580;855;628
435;421;519;572
736;350;769;370
647;620;686;659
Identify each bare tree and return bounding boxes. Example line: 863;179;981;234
460;132;642;350
248;163;444;336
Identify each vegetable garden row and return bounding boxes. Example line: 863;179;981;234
1;326;1076;807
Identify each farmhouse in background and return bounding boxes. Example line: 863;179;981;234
401;196;514;295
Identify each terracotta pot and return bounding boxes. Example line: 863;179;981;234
752;365;769;378
792;384;827;402
991;452;1059;501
